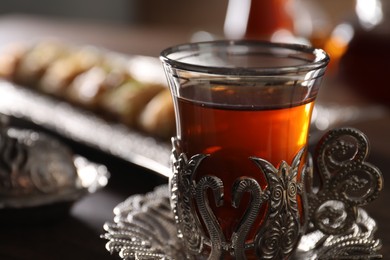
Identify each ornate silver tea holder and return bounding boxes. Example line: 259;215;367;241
102;127;383;259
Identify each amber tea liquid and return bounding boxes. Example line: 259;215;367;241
175;81;314;243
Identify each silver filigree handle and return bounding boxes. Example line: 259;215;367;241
307;127;384;235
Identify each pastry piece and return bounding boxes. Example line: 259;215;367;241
0;39;175;140
38;46;102;97
99;79;164;127
0;43;27;80
138;88;175;140
66;58;128;110
13;41;68;87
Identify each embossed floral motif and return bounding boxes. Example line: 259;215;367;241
102;185;187;260
251;148;306;259
170;138;207;255
170;137;307;259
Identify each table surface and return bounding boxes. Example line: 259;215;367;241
0;14;389;259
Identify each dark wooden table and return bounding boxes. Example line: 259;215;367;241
0;14;389;259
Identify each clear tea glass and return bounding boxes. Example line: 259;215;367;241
160;40;329;259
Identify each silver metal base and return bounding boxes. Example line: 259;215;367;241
102;184;382;259
102;128;383;259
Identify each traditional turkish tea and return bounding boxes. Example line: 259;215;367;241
161;40;329;259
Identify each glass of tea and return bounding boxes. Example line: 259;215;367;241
160;40;329;259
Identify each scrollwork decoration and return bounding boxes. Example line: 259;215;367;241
170;138;307;259
169;138;207;255
251;148;306;259
102;129;383;260
307;128;384;236
231;177;263;259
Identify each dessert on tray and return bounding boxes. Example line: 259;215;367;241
0;40;175;141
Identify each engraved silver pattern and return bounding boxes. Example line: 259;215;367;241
102;127;383;259
251;148;306;259
0;128;77;196
170;138;206;255
296;207;382;259
0;126;109;209
102;187;382;260
170;139;307;259
102;186;188;260
231;177;262;259
306;128;383;236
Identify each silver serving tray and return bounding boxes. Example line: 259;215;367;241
0;80;172;177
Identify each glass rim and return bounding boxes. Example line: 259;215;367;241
160;40;330;76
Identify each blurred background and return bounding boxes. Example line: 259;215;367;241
1;0;388;102
0;0;389;144
0;0;358;34
0;0;227;31
0;0;355;33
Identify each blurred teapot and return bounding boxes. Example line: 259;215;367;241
223;0;298;42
